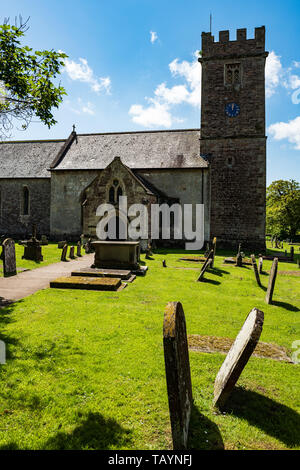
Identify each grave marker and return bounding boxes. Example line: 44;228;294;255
258;256;263;274
2;238;17;277
265;258;278;304
213;307;264;409
250;254;261;287
197;249;213;281
211;237;217;268
61;244;68;262
290;246;294;261
69;246;75;259
163;302;192;450
77;241;82;257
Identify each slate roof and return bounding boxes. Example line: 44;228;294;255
52;129;208;170
0;140;66;178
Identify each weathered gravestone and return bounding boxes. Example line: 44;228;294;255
2;238;17;277
163;302;193;450
58;240;67;249
250;254;261;287
211;237;217;268
258;256;263;274
213;307;264;409
162;259;167;267
197;249;213;282
69;246;75;259
265;257;278;304
40;235;48;245
290;246;294;261
61;244;68;262
77;241;82;257
22;224;43;262
235;243;243;267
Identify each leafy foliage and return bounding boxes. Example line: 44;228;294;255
0;17;67;137
266;179;300;239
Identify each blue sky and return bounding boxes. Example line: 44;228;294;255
2;0;300;184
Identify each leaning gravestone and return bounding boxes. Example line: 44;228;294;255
213;307;264;409
77;241;81;257
290;246;294;261
61;244;68;262
250;254;261;287
265;257;278;304
2;238;17;277
197;249;213;282
163;302;193;450
258;256;263;274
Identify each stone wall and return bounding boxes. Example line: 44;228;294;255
0;178;51;238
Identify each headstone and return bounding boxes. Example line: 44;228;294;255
40;235;48;245
265;258;278;304
163;302;192;450
235;252;243;267
213;307;264;409
77;241;82;257
84;238;94;254
290;246;294;261
250;254;261;287
58;240;67;249
22;231;43;262
211;237;217;268
69;246;75;259
162;259;167;268
61;244;68;262
258;256;263;274
197;252;213;282
2;238;17;277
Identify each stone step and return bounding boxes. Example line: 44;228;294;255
71;268;131;280
50;276;121;291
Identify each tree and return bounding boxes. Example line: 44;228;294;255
266;179;300;239
0;17;67;137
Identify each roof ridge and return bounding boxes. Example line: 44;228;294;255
0;139;66;144
76;128;200;137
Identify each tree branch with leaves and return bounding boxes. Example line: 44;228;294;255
0;17;67;138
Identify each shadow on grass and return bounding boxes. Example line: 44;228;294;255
188;403;224;450
199;278;221;286
210;267;230;276
0;298;20;358
224;387;300;448
271;300;300;312
0;412;133;450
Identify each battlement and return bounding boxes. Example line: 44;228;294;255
201;26;266;60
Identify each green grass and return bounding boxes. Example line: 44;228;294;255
0;242;75;274
0;242;299;450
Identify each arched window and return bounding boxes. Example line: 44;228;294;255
108;180;124;204
109;187;115;204
23;186;29;215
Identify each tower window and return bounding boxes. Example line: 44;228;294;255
225;63;241;85
22;186;30;215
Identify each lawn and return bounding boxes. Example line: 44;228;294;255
0;242;69;274
0;241;299;450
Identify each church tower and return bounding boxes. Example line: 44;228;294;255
199;27;268;250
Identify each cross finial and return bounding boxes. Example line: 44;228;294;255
72;124;76;133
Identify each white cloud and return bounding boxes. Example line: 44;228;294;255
67;98;95;115
268;116;300;150
64;57;111;94
129;100;172;128
265;51;283;98
293;61;300;68
150;31;158;44
129;52;201;128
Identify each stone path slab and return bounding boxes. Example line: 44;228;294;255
0;254;94;303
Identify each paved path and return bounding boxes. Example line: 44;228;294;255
0;254;94;304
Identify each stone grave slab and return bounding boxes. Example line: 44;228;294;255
265;258;278;304
163;301;192;450
50;276;121;291
69;246;75;259
213;308;264;409
2;238;17;277
71;268;131;280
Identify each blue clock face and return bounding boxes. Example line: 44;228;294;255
225;102;240;117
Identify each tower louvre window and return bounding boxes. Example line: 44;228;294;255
225;63;241;85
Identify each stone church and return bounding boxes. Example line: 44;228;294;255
0;26;268;250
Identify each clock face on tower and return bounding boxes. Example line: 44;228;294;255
225;102;240;117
